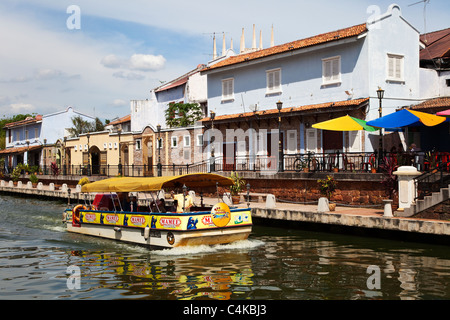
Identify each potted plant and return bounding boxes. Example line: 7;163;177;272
317;175;338;211
230;172;245;204
11;166;21;186
29;174;39;188
380;156;399;202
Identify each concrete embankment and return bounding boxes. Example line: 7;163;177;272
2;181;450;244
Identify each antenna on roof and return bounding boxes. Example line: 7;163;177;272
408;0;430;7
408;0;431;41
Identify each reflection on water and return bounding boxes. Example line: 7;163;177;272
1;195;450;300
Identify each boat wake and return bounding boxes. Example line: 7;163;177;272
150;239;265;256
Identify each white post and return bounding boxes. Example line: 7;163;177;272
393;166;421;212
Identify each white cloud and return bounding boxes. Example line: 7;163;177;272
111;99;128;107
129;54;166;71
100;54;124;69
112;71;145;81
9;103;36;113
102;53;166;72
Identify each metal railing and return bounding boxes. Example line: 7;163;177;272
2;150;450;178
414;161;450;200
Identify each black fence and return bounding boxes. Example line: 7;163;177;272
3;150;450;178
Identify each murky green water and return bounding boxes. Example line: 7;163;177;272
0;194;449;300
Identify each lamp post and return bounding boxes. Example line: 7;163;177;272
86;133;91;176
276;100;284;172
157;124;162;177
117;128;122;175
43;139;47;174
377;87;385;168
210;111;216;172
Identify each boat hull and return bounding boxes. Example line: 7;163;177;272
64;207;252;249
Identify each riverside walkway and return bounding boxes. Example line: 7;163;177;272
1;180;450;242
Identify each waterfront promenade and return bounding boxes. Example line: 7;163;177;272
1;180;450;242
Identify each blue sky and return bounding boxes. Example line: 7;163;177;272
0;0;449;121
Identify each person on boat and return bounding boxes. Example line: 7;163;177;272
117;192;131;211
129;195;138;212
174;193;194;213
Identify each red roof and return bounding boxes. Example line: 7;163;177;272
108;114;131;126
201;98;369;122
4;116;42;129
410;97;450;110
420;28;450;60
202;23;368;72
0;145;42;155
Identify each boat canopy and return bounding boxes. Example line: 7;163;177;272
81;173;234;193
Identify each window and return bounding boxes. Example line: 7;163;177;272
171;136;178;148
135;139;141;150
184;135;191;147
157;137;163;149
266;68;281;94
322;56;341;85
387;54;404;81
306;128;317;153
222;78;234;101
196;134;203;147
286;130;297;154
446;79;450;87
25;130;29;140
34;128;38;139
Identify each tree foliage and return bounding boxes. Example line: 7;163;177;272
66;116;105;137
165;102;203;128
0;113;35;150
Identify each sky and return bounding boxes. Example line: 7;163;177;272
0;0;449;122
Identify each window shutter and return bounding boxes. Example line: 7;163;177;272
267;72;274;90
306;128;317;152
395;56;402;79
332;59;339;81
348;131;360;152
324;60;332;82
287;130;297;154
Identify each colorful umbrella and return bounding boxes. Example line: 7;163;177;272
366;109;446;128
436;109;450;116
312;115;378;132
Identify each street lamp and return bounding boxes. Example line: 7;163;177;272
276;101;284;172
377;87;385;166
117;128;122;175
210;111;216;172
157;124;162;176
86;133;91;176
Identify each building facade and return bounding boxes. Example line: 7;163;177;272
200;4;422;169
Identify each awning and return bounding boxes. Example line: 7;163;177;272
81;173;234;193
366;109;446;128
0;145;42;155
312;115;378;132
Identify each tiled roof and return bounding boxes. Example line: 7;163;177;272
420;28;450;60
202;23;368;72
410;97;450;110
108;114;131;126
200;98;369;122
4;115;42;129
0;145;42;155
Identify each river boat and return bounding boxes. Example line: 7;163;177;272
63;173;252;249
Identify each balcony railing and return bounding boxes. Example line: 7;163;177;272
2;151;450;179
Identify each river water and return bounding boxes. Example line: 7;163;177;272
1;194;450;301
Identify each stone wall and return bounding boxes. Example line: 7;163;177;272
413;198;450;221
237;172;392;206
